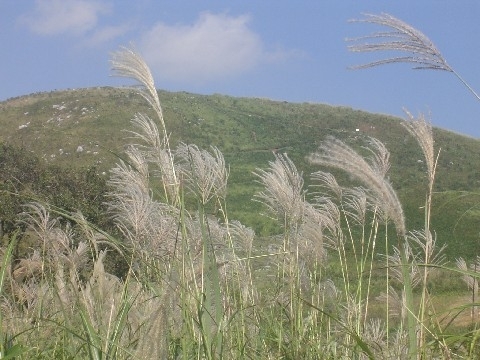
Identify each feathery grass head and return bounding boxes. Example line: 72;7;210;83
348;12;480;101
363;318;387;356
123;113;179;202
310;196;341;239
310;170;343;200
229;220;255;254
347;13;451;72
308;137;406;237
382;242;421;288
376;286;405;320
342;187;369;226
107;148;180;258
111;46;163;118
127;113;164;151
295;204;329;265
456;256;480;292
19;202;59;243
109;146;150;193
364;137;390;178
111;47;179;205
176;143;229;205
402;109;437;189
254;153;306;227
12;251;43;283
408;229;446;269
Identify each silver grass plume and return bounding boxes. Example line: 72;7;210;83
402;109;437;192
133;299;169;359
390;329;409;359
362;318;387;356
176;143;229;205
348;13;480;101
309;171;343;243
342;187;369;226
312;195;341;235
341;294;363;329
402;111;440;329
254;153;306;227
127;112;163;151
111;47;164;125
17;204;94;308
109;186;179;259
381;243;421;289
19;203;77;277
79;251;142;354
12;251;42;283
319;279;341;303
111;47;179;203
229;220;255;255
71;211;119;258
107;147;152;243
127;113;179;201
365;137;391;178
108;146;150;195
296;203;330;265
67;242;89;272
376;286;405;320
3;279;51;335
408;229;446;274
347;13;451;71
227;220;257;303
107;147;179;257
310;170;343;199
19;202;59;246
456;256;480;293
308;137;406;237
309;195;342;251
81;251;121;320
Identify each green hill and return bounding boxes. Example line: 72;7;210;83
1;87;480;259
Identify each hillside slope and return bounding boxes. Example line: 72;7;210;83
1;87;480;258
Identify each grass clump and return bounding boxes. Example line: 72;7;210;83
1;13;480;359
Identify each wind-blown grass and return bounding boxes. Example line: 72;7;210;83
1;15;480;359
347;12;480;101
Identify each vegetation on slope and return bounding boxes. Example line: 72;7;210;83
1;87;480;259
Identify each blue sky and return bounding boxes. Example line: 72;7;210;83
2;1;480;137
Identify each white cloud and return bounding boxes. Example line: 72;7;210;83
139;12;266;84
20;0;110;36
85;23;132;46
